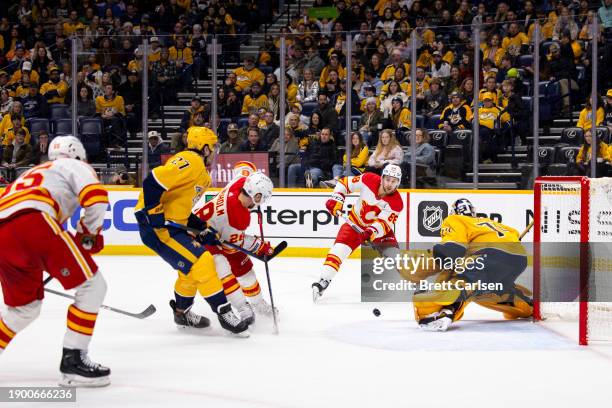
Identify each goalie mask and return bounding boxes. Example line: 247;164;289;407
451;198;476;217
243;172;273;206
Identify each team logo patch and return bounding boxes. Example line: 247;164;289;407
418;201;448;237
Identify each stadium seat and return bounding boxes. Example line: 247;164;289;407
536;146;556;166
521;96;533;110
27;118;50;135
415;114;424;128
80;133;101;158
49;104;70;120
350;115;361;131
555;146;581;164
560;127;584;145
595;127;611;144
54;118;74;136
518;55;533;68
79;118;103;136
428;130;447;149
449;129;472;149
301;102;318;117
426;114;441;129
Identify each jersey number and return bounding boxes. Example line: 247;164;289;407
195;201;214;222
1;162;52;198
476;221;507;238
170;157;190;170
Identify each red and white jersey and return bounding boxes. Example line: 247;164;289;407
334;172;403;239
0;159;108;232
192;176;261;254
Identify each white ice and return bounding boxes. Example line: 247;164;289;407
1;256;612;408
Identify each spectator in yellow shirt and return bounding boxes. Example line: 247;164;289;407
95;83;126;149
319;53;346;89
502;23;529;57
577;94;605;130
576;129;611;175
327;131;369;186
39;67;68;104
147;37;162;64
169;35;194;90
478;92;502;163
241;82;269;115
9;61;40;87
2;115;31;147
232;55;264;93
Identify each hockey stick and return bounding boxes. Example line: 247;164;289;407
257;207;279;335
164;221;288;262
337;212;374;248
519;220;534;241
43;287;157;319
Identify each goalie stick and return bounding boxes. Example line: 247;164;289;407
164;221;288;262
43;286;157;319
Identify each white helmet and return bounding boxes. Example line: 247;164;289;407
382;164;402;181
48;136;87;161
243;172;273;206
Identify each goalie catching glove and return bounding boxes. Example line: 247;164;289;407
75;220;104;254
325;192;345;216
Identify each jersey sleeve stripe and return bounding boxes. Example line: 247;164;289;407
151;169;169;191
79;185;109;207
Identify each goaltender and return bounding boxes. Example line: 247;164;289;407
407;198;533;331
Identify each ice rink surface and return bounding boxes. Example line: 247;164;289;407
2;256;612;408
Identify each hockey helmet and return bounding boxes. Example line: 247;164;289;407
233;161;257;178
451;198;476;217
187;126;218;153
48;135;87;161
382;164;402;181
243;172;273;206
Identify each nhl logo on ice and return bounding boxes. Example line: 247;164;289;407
61;267;70;277
418;201;448;237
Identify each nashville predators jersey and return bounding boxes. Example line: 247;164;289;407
135;150;211;225
439;214;525;256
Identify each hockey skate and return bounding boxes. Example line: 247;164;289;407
59;348;110;387
250;299;278;318
312;279;330;303
418;309;454;332
217;303;250;337
236;302;255;326
169;300;211;329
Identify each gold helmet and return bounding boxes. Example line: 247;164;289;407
187;126;218;152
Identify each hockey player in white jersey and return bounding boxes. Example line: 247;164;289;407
192;162;278;325
0;136;110;387
312;164;404;302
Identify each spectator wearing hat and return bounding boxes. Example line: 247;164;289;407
477;92;503;163
2;115;30;147
430;50;451;83
32;130;50;165
439;91;473;133
1;128;32;181
13;72;36;100
232;55;264;94
219;123;243;153
148;37;162;64
359;70;383;100
9;60;39;87
147;130;169;169
119;70;143;137
39;66;68;104
241;81;268;115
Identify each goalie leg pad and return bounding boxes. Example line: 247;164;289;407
473;284;533;320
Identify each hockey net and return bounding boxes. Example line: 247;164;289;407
534;176;612;345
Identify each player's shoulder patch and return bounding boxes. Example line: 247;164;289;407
361;172;380;192
383;191;403;212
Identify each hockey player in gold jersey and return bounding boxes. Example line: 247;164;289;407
135;126;249;336
412;198;533;331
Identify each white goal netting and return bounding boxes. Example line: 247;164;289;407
535;177;612;344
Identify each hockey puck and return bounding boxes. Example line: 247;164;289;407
372;308;381;317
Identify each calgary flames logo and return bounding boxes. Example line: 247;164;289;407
359;201;382;224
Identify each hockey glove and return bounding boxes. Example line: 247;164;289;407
325;192;345;216
75;221;105;254
256;240;274;257
197;227;221;246
360;226;377;243
135;204;165;228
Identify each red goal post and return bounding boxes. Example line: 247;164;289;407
533;176;612;345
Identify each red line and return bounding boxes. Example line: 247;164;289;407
405;191;410;250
